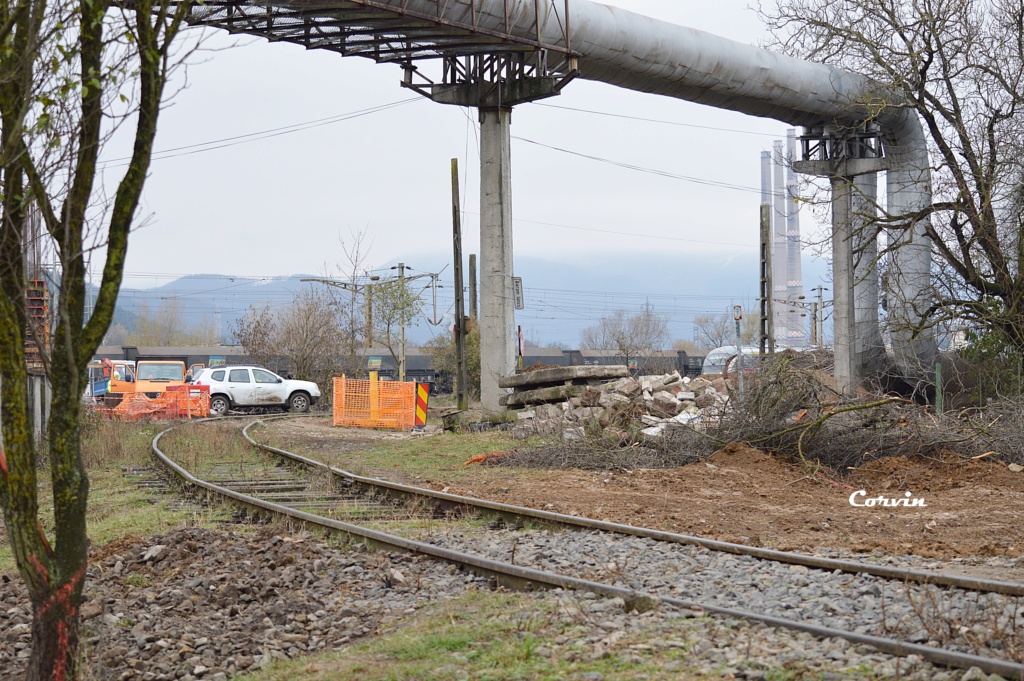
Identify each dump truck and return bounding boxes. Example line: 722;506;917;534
103;358;203;404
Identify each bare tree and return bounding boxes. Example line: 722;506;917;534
580;308;669;367
327;230;370;378
276;287;344;388
693;310;760;351
0;0;193;675
232;305;278;368
763;0;1024;355
673;339;704;355
233;288;347;394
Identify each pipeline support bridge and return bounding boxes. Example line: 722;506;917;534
179;0;937;408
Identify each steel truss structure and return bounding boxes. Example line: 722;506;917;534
181;0;575;64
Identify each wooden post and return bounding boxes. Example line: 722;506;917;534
759;203;774;356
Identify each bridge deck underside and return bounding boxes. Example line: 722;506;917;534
182;0;569;62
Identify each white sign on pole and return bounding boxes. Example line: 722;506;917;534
512;277;525;310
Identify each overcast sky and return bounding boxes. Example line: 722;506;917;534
100;0;833;345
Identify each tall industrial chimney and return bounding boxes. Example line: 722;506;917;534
785;129;805;346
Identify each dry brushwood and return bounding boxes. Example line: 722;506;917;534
500;353;1017;473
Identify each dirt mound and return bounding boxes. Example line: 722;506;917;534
708;441;777;468
851;452;1023;493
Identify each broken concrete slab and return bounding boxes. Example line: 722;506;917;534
600;376;641;397
599;392;631;408
640;425;664;438
580;387;603;407
651;391;683;417
499;365;629;389
501;384;587;407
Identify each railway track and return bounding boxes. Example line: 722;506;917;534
151;418;1024;678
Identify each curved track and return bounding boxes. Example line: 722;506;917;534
151;418;1024;678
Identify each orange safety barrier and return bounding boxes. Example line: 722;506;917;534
93;385;210;421
333;375;416;430
165;384;211;418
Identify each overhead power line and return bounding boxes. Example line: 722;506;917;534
462;211;755;248
534;102;782;137
103;98;423;167
513;135;769;196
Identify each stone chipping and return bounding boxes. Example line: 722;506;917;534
0;526;489;681
1;525;1016;680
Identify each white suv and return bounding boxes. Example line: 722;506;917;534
192;366;321;416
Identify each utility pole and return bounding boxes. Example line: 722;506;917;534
468;254;477;321
451;159;468;410
733;305;744;398
810;301;818;346
364;276;379;349
814;285;828;348
398;262;406;382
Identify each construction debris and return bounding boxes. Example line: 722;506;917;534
504;365;731;440
90;385;210;421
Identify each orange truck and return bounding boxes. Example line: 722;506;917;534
102;358;203;404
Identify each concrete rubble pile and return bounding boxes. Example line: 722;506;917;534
499;365;732;441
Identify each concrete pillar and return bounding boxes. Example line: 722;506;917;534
886;136;936;392
852;173;888;377
479;107;516;412
831;175;857;397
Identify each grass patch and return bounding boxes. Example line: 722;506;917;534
0;417;230;576
258;425;540;486
235;591;706;681
159;420;262;470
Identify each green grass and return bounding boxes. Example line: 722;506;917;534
258;425;540;486
235;591;709;681
0;416;232;576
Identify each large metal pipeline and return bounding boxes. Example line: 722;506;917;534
377;0;937;382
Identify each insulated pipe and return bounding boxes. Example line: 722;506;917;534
372;0;936;377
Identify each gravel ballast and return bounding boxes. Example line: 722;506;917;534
417;526;1023;675
0;526;1018;680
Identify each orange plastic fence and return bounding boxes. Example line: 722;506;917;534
333;376;416;430
94;385;210;421
165;384;211;418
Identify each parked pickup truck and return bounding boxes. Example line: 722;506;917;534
190;365;320;415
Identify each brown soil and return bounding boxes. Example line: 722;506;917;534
267;420;1024;568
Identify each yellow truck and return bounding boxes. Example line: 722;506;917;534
103;359;203;403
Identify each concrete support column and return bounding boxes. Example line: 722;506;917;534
831;175;857;397
852;173;887;377
886;136;936;394
479;106;515;412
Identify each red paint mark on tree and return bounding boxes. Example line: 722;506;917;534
37;565;85;681
54;619;69;681
0;448;6;474
28;555;49;586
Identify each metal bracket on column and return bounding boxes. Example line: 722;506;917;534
401;52;578;108
793;123;888;177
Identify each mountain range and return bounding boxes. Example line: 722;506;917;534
106;251;832;348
